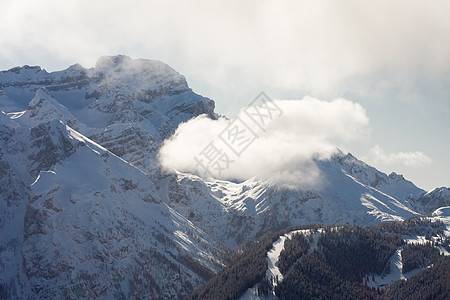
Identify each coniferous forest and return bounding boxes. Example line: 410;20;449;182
189;218;449;300
187;229;289;300
382;255;450;300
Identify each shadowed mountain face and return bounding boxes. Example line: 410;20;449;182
0;55;448;298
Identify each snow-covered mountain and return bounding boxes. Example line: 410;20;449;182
162;151;427;247
1;55;216;172
0;55;449;298
0;56;223;299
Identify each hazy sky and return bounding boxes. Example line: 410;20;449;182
1;0;449;190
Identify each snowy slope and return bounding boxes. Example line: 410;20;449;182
431;206;450;238
334;151;424;206
412;188;450;214
0;119;227;298
163;154;422;247
0;57;224;299
22;127;225;298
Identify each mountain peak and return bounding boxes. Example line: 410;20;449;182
0;65;49;87
3;65;43;74
28;88;54;105
21;88;76;126
388;172;405;181
28;87;65;111
91;55;190;100
94;55;133;70
94;55;185;81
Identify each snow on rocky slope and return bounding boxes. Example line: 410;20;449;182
1;55;449;298
23;126;225;298
0;119;227;298
1;55;216;171
163;153;424;247
0;56;223;299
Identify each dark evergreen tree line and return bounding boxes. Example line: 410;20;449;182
377;217;445;237
277;232;310;274
317;226;402;281
187;229;288;300
382;255;450;300
188;219;449;300
275;252;377;299
401;242;442;273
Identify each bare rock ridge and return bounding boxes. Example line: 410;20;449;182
0;55;448;299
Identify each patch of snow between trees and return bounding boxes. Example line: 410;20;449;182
240;229;322;300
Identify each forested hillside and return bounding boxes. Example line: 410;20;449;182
188;229;289;300
189;218;449;300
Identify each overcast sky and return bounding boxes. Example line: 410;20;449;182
1;0;449;190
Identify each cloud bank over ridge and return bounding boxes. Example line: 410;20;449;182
159;97;370;188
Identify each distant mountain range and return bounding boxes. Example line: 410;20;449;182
0;55;448;299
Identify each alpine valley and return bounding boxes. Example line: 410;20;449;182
0;55;449;299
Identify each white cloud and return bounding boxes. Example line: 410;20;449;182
158;97;369;188
367;145;432;168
